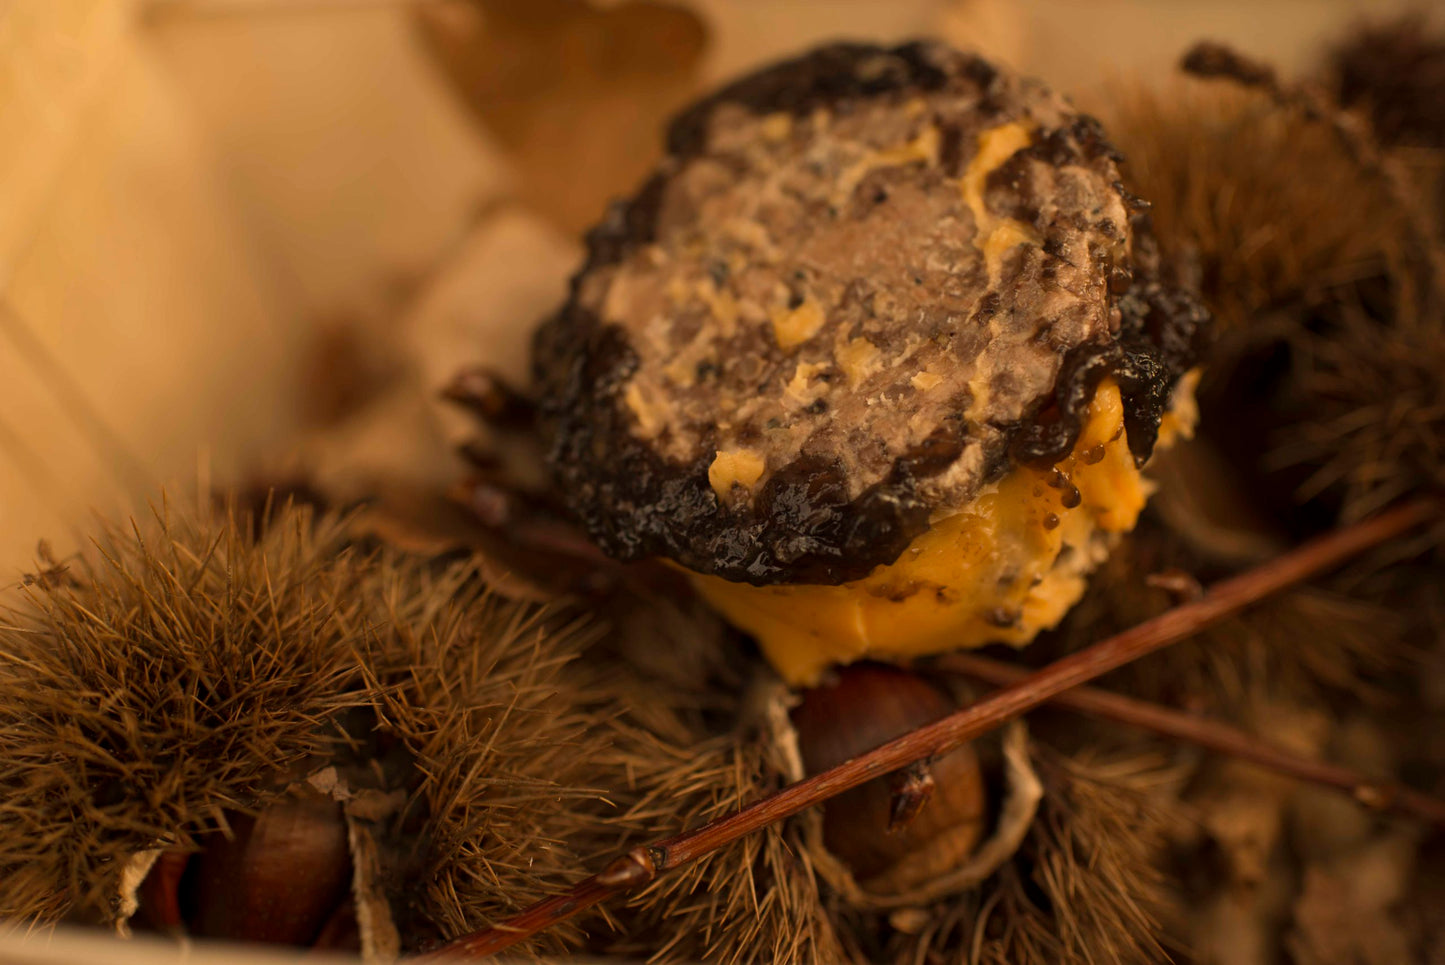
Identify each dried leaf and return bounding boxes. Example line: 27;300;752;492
416;0;707;234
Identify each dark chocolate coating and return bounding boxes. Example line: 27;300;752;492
534;41;1209;586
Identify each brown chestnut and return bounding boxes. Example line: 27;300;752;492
790;663;988;884
186;792;353;946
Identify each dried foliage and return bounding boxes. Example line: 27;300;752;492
415;0;707;233
0;501;372;924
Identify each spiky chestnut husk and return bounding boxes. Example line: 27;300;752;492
380;580;811;962
597;731;846;965
961;750;1184;965
599;670;1022;965
576;593;844;965
1105;58;1445;527
1103;83;1413;341
1329;16;1445;246
361;561;624;957
1088;59;1438;711
1330;15;1445;152
0;499;636;960
0;504;374;925
1272;297;1445;523
382;570;841;964
1038;516;1411;713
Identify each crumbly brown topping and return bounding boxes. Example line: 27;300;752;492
535;42;1208;585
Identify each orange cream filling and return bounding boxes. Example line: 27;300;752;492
688;378;1188;685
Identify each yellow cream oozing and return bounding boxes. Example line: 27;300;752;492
960;121;1042;280
833;125;941;204
689;378;1167;685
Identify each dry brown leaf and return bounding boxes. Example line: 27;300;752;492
417;0;707;234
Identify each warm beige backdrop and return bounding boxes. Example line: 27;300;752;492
0;0;1432;575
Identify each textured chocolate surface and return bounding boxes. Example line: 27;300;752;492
535;42;1208;585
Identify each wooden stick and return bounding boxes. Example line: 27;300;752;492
937;651;1445;826
412;497;1438;962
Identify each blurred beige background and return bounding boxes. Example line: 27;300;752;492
0;0;1434;574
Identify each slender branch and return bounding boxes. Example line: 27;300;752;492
412;498;1438;962
937;651;1445;826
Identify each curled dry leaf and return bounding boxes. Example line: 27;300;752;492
415;0;708;234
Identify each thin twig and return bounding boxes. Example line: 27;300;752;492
937;652;1445;826
412;497;1438;962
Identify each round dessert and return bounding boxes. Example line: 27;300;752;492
534;41;1209;684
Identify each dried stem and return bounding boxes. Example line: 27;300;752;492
937;652;1445;826
412;497;1438;962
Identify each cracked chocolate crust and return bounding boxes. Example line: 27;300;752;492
534;41;1210;586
